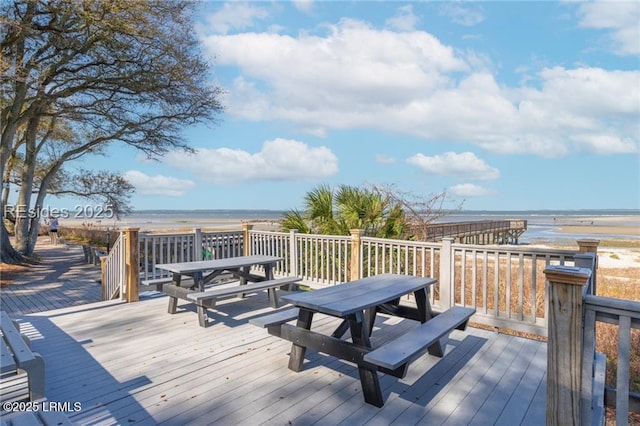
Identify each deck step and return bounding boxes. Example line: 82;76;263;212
364;306;475;370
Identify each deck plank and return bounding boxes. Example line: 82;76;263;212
6;293;547;426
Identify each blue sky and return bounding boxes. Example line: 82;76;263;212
61;1;640;212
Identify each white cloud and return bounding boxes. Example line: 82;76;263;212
204;3;269;34
164;138;338;185
386;5;419;32
407;152;500;180
292;0;313;13
375;154;396;164
439;3;485;27
449;183;492;197
123;171;195;196
576;1;640;56
201;16;639;157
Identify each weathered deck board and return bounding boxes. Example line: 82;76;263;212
11;293;546;425
0;243;103;317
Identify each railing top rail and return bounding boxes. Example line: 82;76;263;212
202;230;243;236
584;294;640;323
249;230;289;237
362;236;441;248
427;220;515;226
139;232;196;238
294;233;352;241
451;243;579;257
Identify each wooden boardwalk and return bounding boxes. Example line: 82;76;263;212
0;242;103;316
11;292;547;425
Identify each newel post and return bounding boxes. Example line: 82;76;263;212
124;227;140;303
289;229;298;277
349;229;364;281
243;223;253;256
544;265;592;426
100;256;107;300
193;228;202;260
577;239;599;295
439;238;454;309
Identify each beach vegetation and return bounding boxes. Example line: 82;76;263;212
0;0;224;263
281;183;460;240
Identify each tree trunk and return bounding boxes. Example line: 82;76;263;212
0;220;25;264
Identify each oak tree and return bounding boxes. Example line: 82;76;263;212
1;0;224;262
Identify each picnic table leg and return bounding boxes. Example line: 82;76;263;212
364;307;377;337
331;320;349;338
348;311;384;407
414;288;443;357
288;309;313;372
267;288;279;309
264;263;275;280
167;273;182;314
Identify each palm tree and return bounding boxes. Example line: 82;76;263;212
281;184;407;238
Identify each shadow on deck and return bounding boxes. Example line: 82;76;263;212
12;291;547;425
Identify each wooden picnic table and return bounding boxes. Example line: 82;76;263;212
156;255;283;291
155;255;289;327
252;273;474;407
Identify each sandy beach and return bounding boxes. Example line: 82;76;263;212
553;215;640;237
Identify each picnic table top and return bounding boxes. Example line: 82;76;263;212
155;255;283;274
281;274;437;317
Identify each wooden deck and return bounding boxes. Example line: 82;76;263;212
12;291;547;425
0;242;103;316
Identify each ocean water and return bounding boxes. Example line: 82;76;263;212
440;209;640;243
74;208;640;243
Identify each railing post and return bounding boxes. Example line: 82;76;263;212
289;229;298;277
543;265;592;426
243;223;253;256
349;229;364;281
124;227;140;303
100;257;107;300
577;239;599;295
439;238;453;309
574;253;597;295
194;228;202;260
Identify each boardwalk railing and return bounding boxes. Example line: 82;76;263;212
425;219;527;244
100;226;638;421
100;231;126;300
138;229;245;281
583;295;640;424
104;226;590;336
545;255;640;425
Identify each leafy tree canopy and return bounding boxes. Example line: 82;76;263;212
0;0;224;262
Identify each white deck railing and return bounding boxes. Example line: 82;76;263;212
98;226;638;420
101;231;126;300
138;229;245;280
451;242;578;335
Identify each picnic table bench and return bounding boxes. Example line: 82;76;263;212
0;312;44;402
154;256;301;327
251;274;475;407
185;277;301;327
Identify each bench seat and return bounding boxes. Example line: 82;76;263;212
363;306;475;371
184;277;301;327
0;312;45;402
140;277;194;292
249;308;300;328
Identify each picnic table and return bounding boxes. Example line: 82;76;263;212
251;273;475;407
155;255;300;327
